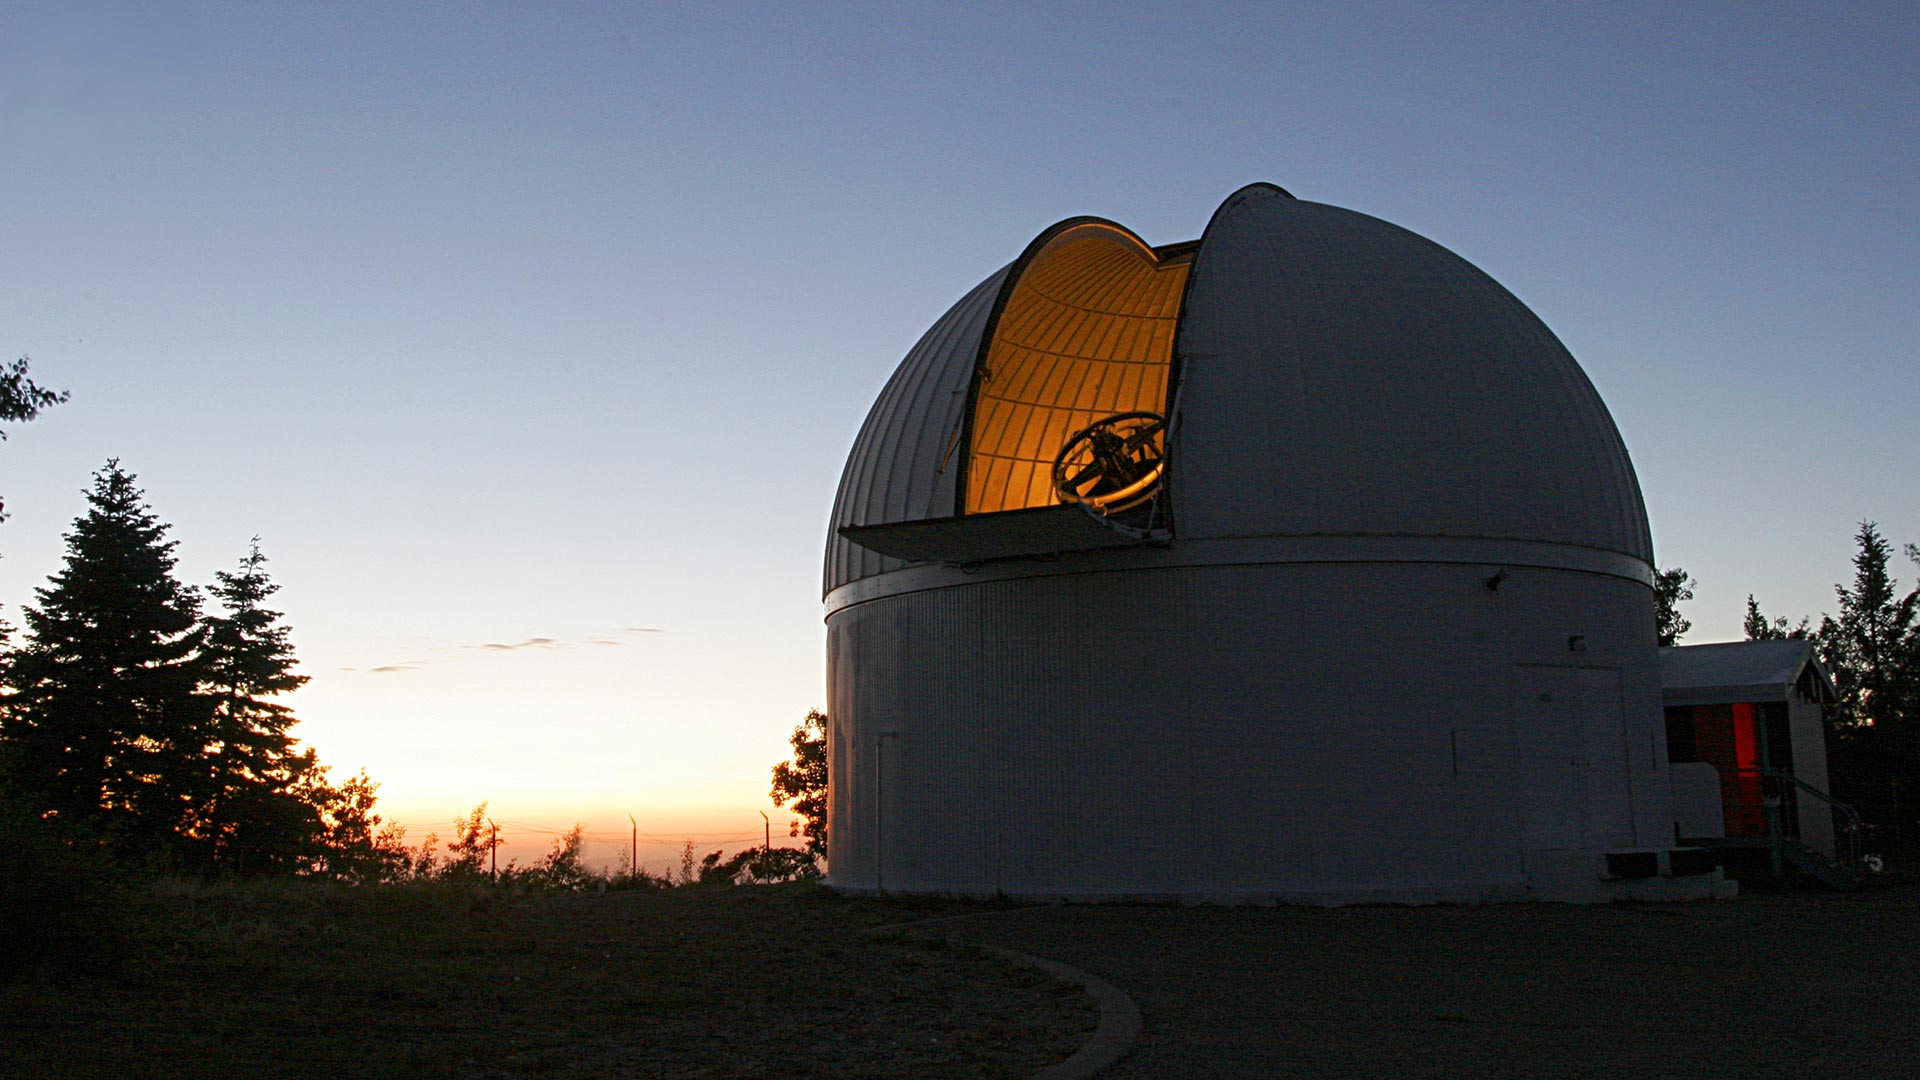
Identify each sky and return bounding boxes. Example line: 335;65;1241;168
2;3;1915;871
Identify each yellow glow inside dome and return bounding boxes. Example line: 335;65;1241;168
963;222;1189;515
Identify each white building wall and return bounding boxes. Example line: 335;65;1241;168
825;558;1676;903
1788;696;1838;853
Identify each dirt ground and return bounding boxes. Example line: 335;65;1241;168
892;881;1920;1080
0;881;1095;1080
7;879;1914;1078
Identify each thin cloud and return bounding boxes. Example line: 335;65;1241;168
478;637;558;652
468;628;664;649
351;628;665;665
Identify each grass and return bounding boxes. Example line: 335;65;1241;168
0;879;1095;1079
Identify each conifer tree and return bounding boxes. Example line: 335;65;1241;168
1819;523;1918;734
1817;522;1920;843
1;461;208;857
194;539;328;873
1743;595;1810;641
3;462;407;877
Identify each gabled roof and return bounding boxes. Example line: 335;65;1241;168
1660;640;1836;707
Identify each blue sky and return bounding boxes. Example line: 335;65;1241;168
3;2;1915;868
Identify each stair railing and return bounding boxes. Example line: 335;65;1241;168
1761;768;1864;875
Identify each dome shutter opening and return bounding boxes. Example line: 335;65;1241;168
959;221;1190;517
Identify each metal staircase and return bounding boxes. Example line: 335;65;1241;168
1766;771;1866;890
1690;769;1867;891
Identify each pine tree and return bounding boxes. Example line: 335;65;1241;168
1816;522;1920;846
1744;595;1810;641
194;538;328;873
1819;523;1918;734
1;461;208;857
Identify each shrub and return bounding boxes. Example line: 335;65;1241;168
0;797;131;980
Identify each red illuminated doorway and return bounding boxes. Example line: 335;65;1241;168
1665;702;1783;838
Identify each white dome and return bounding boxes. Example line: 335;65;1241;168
826;184;1650;599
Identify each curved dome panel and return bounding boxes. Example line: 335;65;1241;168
825;185;1653;598
824;268;1006;594
1170;184;1652;560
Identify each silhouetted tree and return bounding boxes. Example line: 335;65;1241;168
1;461;208;859
693;844;821;887
1820;524;1917;733
191;539;329;872
526;825;595;890
0;355;68;526
746;845;822;883
488;824;596;890
0;354;68;654
0;465;402;878
1744;595;1811;641
677;838;696;885
440;803;499;881
310;768;412;883
1816;523;1920;846
1653;567;1695;647
697;846;754;885
0;356;66;435
771;709;827;862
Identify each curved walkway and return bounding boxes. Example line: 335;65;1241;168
896;885;1919;1080
865;910;1142;1079
976;945;1140;1080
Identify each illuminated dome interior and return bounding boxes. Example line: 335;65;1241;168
961;221;1191;515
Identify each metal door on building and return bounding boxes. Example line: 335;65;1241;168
1511;666;1592;850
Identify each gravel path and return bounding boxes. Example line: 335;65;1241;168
904;885;1920;1079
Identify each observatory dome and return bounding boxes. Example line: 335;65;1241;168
822;185;1712;905
827;183;1651;599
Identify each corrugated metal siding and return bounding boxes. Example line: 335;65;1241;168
1172;186;1653;561
824;561;1673;900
